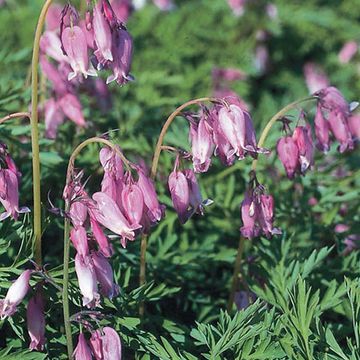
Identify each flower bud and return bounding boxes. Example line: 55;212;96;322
27;289;46;351
74;333;92;360
276;136;299;179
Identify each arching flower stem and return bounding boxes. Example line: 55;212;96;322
63;137;132;357
139;97;217;316
227;95;316;311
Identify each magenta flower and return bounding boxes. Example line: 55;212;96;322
303;62;329;94
314;104;330;152
240;191;259;239
90;215;113;258
227;0;246;16
107;28;134;85
0;270;32;320
75;254;100;308
92;251;119;299
90;327;122;360
338;41;358;64
168;167;190;224
121;176;144;227
0;169;29;221
69;201;88;227
93;2;113;69
348;114;360;140
59;93;86;127
137;169;164;224
40;56;68;95
61;25;97;80
276;136;299;179
110;0;133;23
27;289;46;351
70;226;89;258
188;114;214;173
240;182;280;240
92;192;141;247
45;4;62;31
315;87;354;152
292;125;314;174
74;333;93;360
40;31;69;63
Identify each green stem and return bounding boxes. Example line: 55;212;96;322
62;212;73;359
62;137;131;355
31;0;53;265
139;97;216;316
227;236;245;312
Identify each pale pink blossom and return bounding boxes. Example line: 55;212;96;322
339;41;358;64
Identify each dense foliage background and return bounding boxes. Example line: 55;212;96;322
0;0;359;358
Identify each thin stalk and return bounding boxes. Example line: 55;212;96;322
62;212;73;358
228;96;316;311
31;0;53;265
139;97;216;315
62;137;130;355
227;236;245;312
0;112;30;125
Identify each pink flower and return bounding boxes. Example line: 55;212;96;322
45;4;62;31
90;215;113;258
110;0;133;23
314;104;330;152
59;93;86;127
70;226;89;257
137;169;164;224
61;25;97;80
40;56;68;95
227;0;246;16
40;31;69;63
69;201;88;227
328;110;354;153
92;251;119;299
276;136;299;179
44;98;65;139
240;191;260;239
348;114;360;140
188;114;214;173
212;67;247;83
93;3;113;69
75;254;100;308
303;62;329;93
292;125;314;174
27;289;46;351
121;177;144;227
338;41;358;64
90;327;122;360
168;168;190;224
0;270;32;320
92;192;141;247
0;169;29;221
258;194;281;238
107;28;134;85
74;333;93;360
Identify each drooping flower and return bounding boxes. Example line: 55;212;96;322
90;215;113;258
92;191;141;247
227;0;246;16
70;226;89;258
137;169;164;224
107;28;134;85
292;125;314;174
74;333;93;360
0;270;32;320
27;288;46;351
168;166;190;224
75;254;100;308
69;201;88;227
338;41;358;64
92;251;119;299
110;0;133;23
90;327;122;360
188;112;214;173
315;87;354;153
303;62;329;94
59;93;87;127
93;2;113;69
276;136;299;179
348;114;360;140
314;104;330;152
240;179;280;240
61;25;97;80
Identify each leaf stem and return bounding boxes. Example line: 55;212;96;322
31;0;53;265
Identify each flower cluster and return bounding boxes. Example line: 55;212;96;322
40;0;133;138
0;143;29;221
64;147;164;307
0;270;46;351
74;327;122;360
